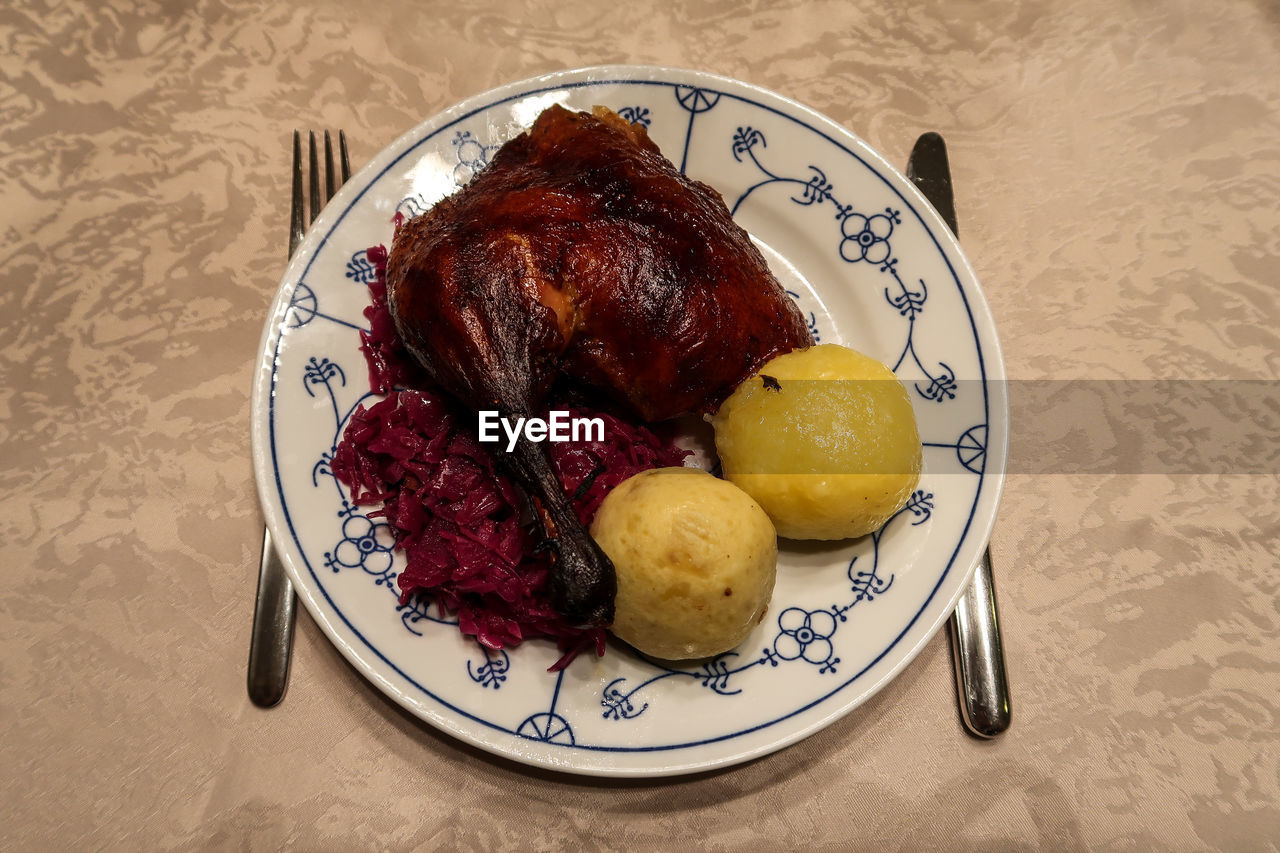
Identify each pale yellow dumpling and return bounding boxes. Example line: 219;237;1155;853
590;467;777;660
711;344;922;540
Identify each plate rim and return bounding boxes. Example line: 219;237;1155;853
250;63;1009;777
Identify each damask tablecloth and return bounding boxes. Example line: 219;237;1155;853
2;0;1277;849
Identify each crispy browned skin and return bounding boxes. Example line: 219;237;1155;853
387;104;812;626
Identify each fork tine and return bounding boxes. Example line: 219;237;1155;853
339;131;351;185
323;130;337;201
288;130;304;258
307;131;321;225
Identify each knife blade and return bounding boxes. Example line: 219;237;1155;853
907;131;1012;738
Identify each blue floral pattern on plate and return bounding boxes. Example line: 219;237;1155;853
251;66;1006;777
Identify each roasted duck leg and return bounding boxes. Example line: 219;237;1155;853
387;105;812;627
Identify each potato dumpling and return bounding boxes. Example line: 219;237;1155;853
711;344;922;540
590;467;777;660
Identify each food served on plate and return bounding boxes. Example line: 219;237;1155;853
334;104;922;666
712;344;923;540
385;104;811;627
590;467;777;660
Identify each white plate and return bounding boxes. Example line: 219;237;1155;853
251;65;1007;777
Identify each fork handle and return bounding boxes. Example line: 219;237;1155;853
247;528;297;707
948;547;1011;737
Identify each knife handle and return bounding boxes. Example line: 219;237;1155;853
948;547;1011;737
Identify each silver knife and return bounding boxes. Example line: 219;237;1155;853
906;132;1012;738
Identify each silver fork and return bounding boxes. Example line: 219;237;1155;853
248;130;351;708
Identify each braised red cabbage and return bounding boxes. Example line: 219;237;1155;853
332;244;688;665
